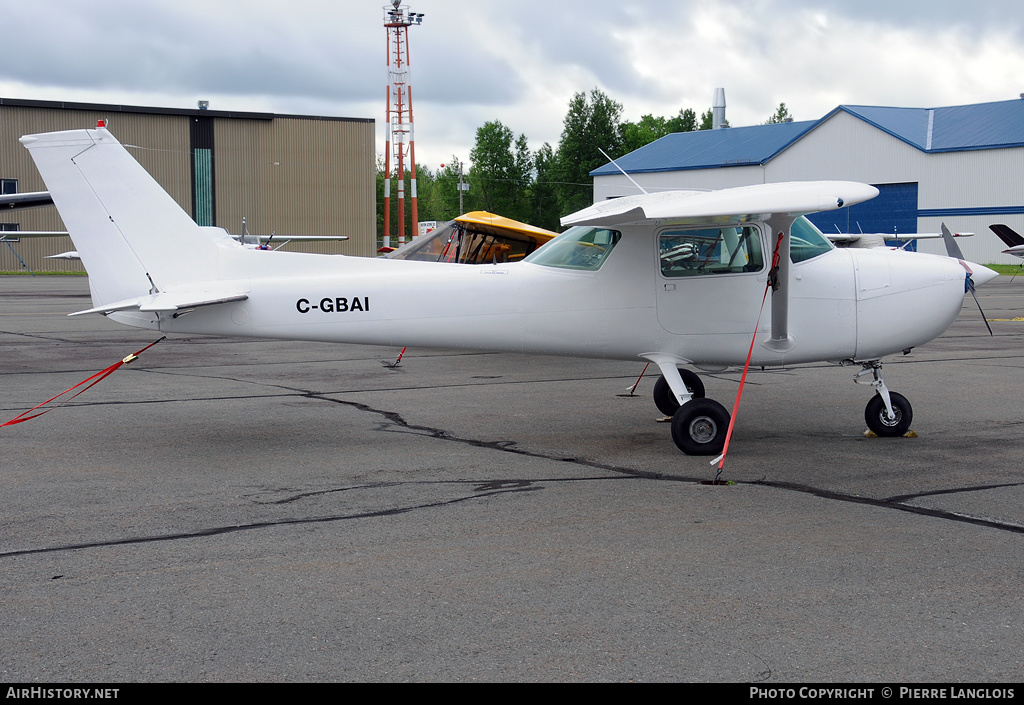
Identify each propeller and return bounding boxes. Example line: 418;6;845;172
940;223;993;336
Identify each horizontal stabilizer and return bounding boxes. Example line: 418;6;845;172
70;291;248;317
1;232;70;239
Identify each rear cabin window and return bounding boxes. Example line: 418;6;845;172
659;225;764;277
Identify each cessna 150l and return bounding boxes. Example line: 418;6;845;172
20;124;998;456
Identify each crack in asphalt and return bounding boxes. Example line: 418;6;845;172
4;369;1024;559
0;482;544;559
0;329;84;345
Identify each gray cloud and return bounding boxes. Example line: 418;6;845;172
2;0;1022;167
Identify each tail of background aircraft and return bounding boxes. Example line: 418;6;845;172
989;224;1024;249
20;125;223;307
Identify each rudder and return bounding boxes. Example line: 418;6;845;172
21;126;222;307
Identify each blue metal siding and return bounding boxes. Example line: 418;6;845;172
918;205;1024;218
808;183;919;245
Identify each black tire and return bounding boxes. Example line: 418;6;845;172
864;392;913;437
653;369;705;416
671;398;730;455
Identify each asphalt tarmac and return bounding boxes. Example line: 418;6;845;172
1;275;1023;682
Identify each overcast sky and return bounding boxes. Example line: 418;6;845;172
3;0;1023;169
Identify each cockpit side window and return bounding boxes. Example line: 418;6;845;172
523;226;621;271
659;225;764;277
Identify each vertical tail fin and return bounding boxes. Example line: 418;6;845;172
21;126;222;307
989;224;1024;249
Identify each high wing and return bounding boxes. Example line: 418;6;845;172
228;222;349;249
828;231;972;249
1;231;70;238
0;191;53;211
561;181;878;228
247;234;350;243
2;191;68;241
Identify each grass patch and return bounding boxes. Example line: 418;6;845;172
984;264;1024;276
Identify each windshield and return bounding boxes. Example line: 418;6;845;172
790;216;833;263
524;226;621;270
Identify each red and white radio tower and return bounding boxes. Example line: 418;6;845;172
382;1;424;248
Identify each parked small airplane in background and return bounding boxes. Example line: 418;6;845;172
0;190;53;211
989;224;1024;259
385;211;556;264
1;203;347;263
828;229;972;250
20;124;998;456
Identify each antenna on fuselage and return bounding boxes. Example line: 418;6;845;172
598;148;648;196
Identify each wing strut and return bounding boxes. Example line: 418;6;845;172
2;238;35;277
762;217;796;350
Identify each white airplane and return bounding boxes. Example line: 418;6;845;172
828;230;972;250
989;224;1024;259
20;124;998;456
0;190;53;211
1;191;69;246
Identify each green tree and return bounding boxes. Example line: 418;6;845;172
469;121;533;223
765;102;793;124
530;142;559;232
552;88;624;216
618;107;702;154
666;108;698;133
426;158;467;222
699;108;714;130
619;114;669;154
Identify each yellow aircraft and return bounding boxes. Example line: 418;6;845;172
384;211;557;264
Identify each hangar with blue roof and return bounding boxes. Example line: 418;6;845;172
592;98;1024;263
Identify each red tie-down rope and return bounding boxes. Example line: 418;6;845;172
712;233;784;475
2;337;165;427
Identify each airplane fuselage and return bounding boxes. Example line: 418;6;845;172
123;222;969;369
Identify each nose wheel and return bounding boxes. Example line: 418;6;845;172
865;391;913;436
856;361;914;437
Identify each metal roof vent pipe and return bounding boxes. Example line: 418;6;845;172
713;87;728;129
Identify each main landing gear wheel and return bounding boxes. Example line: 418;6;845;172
653;369;705;416
671;398;730;455
864;392;913;437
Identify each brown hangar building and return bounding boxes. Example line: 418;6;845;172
0;97;376;272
